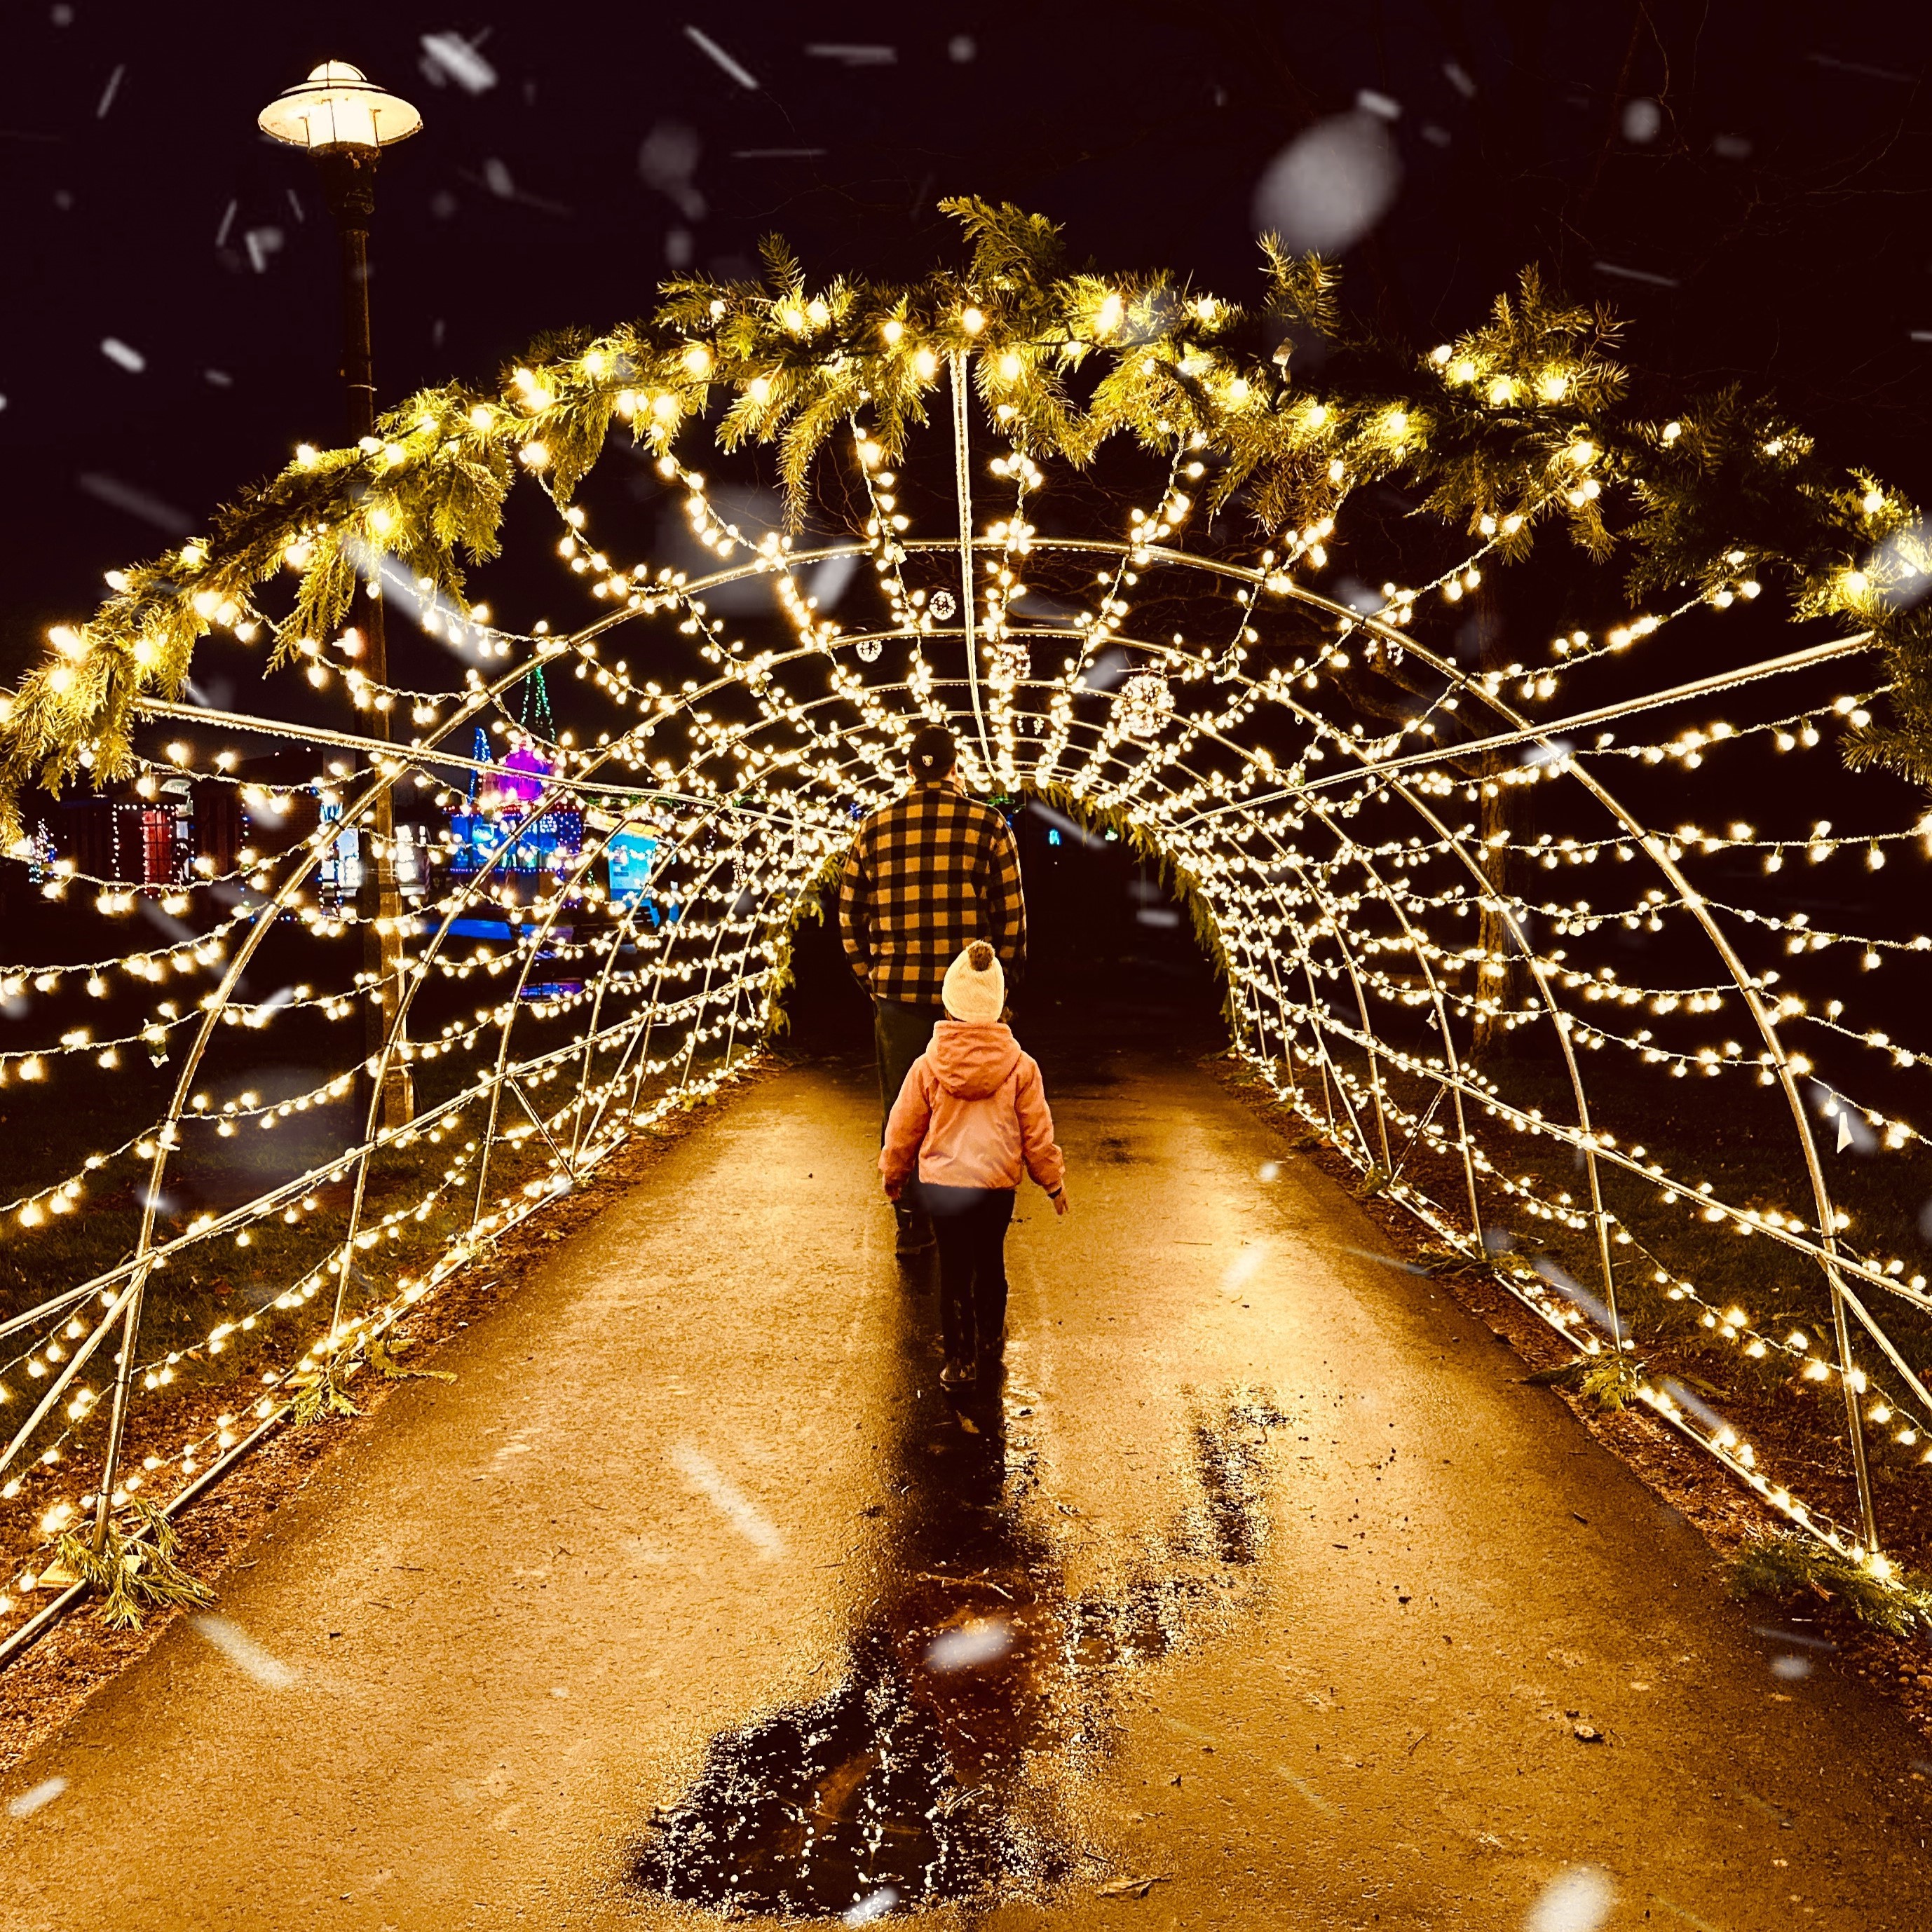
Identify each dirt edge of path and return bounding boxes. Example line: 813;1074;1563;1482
0;1054;780;1781
1208;1050;1932;1753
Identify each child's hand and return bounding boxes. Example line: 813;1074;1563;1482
883;1177;902;1203
1051;1188;1070;1218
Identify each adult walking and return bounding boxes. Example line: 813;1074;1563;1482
838;723;1028;1255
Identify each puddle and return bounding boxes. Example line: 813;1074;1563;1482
630;1587;1067;1913
627;1363;1285;1918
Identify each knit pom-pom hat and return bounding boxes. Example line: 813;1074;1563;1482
941;941;1005;1024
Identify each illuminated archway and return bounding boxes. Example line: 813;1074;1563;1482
4;207;1930;1647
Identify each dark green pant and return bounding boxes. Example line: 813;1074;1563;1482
875;997;945;1136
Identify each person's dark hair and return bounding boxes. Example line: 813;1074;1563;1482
907;725;957;781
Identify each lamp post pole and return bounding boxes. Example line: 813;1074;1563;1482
261;64;421;1128
317;145;414;1129
318;144;381;437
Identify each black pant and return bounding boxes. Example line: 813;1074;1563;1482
921;1183;1014;1368
877;998;944;1230
874;996;945;1134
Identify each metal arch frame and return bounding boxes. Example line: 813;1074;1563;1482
11;665;846;1491
241;594;1900;1514
1161;653;1631;1340
767;580;1891;1542
79;643;609;1518
81;637;810;1523
1258;597;1889;1546
15;417;1914;1632
1129;605;1884;1539
1045;687;1550;1263
932;641;1891;1550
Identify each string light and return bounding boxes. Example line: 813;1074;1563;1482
4;208;1928;1641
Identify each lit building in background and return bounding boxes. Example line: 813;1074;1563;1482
56;787;193;890
446;726;585;890
444;668;587;901
24;671;662;965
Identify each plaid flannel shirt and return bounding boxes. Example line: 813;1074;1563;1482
838;781;1028;1007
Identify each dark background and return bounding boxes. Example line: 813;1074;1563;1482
6;0;1932;688
4;0;1930;1055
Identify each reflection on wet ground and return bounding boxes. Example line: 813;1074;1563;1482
626;1289;1288;1919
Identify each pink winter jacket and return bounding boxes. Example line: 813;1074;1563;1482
880;1021;1066;1197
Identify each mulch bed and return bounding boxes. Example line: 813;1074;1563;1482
0;1059;775;1779
1209;1053;1932;1751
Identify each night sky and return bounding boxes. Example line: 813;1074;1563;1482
4;0;1931;690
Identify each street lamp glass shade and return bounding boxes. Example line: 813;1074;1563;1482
257;61;421;151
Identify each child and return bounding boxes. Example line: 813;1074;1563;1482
880;941;1068;1389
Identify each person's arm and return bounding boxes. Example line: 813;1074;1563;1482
879;1062;934;1199
1014;1057;1068;1213
837;831;873;991
984;809;1028;986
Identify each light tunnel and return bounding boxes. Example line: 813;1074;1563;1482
5;336;1932;1657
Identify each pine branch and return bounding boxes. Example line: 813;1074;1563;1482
290;1363;361;1426
1730;1532;1932;1640
54;1497;215;1631
369;1337;456;1383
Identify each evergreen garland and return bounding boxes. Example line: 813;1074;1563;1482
289;1361;360;1427
4;196;1925;841
1731;1532;1932;1640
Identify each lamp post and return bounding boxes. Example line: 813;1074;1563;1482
260;62;420;1128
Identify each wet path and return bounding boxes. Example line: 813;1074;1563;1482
3;1046;1929;1930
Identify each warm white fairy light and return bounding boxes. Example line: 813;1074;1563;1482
4;235;1928;1642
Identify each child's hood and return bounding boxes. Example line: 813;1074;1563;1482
927;1021;1021;1099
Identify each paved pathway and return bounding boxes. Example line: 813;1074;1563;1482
2;1045;1928;1930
